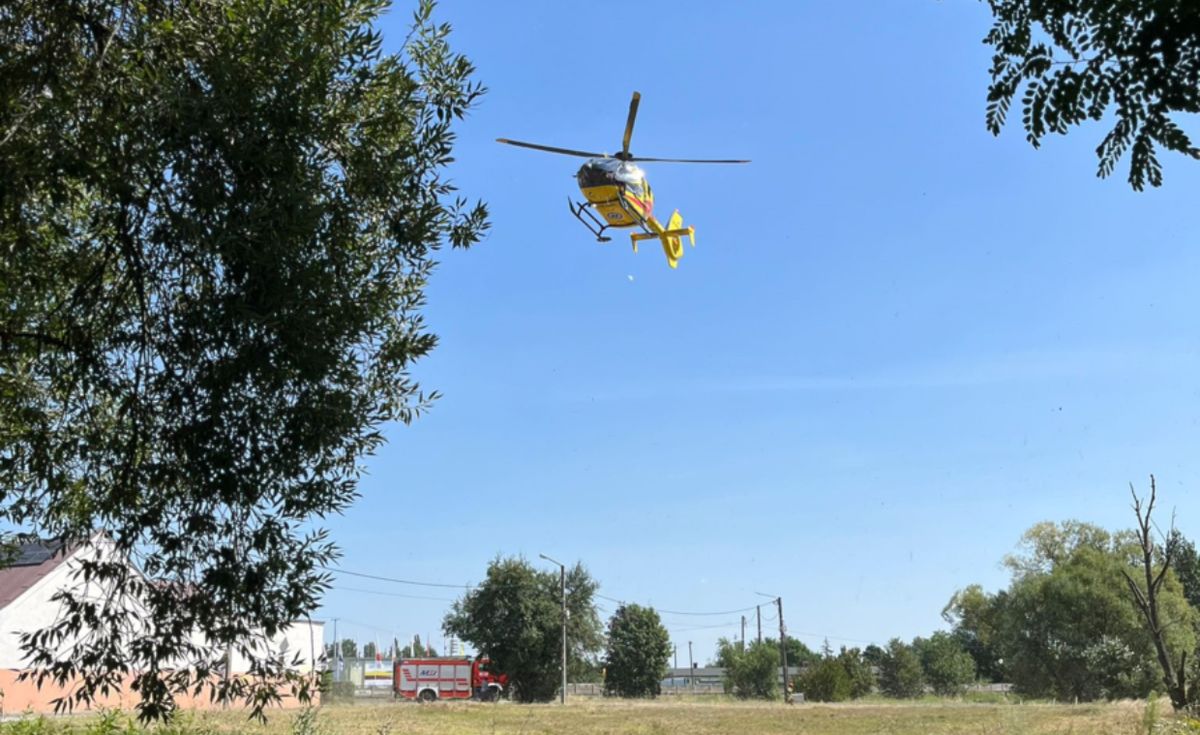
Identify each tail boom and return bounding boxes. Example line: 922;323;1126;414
629;209;695;268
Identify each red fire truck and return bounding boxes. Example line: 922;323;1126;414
393;656;507;702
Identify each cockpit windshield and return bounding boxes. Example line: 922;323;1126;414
576;159;645;190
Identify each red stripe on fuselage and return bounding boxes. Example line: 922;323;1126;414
625;192;652;218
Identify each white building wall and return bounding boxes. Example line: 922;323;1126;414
0;539;118;669
0;539;324;677
0;552;80;668
223;620;325;675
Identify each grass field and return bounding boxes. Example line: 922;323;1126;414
190;698;1188;735
1;698;1194;735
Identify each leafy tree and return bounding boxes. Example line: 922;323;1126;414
862;644;887;670
1081;635;1146;701
958;519;1195;702
603;604;671;698
718;639;780;700
837;647;876;698
0;0;485;720
341;639;358;661
796;655;851;702
982;0;1200;190
761;636;821;669
879;639;924;699
794;644;875;702
917;632;975;697
1168;530;1200;611
362;642;377;660
712;636;738;669
443;556;601;703
943;584;1007;682
1003;520;1115;578
570;656;605;684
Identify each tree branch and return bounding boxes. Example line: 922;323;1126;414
0;329;70;350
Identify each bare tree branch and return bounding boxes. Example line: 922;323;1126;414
1124;475;1191;710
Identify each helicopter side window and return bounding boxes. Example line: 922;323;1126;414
625;180;644;196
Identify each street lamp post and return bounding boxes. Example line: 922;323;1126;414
539;553;567;705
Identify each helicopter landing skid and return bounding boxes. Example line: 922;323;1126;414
568;198;612;242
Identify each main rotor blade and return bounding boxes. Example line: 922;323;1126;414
622;92;640;157
627;156;751;164
496;138;605;158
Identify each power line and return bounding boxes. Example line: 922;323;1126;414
332;585;457;603
326;567;877;644
329;567;762;617
788;631;877;646
596;592;759;617
333;616;397;636
326;566;552;593
667;620;740;633
658;604;760;616
325;567;474;589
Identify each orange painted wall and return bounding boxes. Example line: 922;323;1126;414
0;670;320;716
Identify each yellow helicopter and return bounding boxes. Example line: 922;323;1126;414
496;92;749;269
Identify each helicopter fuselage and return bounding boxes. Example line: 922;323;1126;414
497;89;747;268
575;158;653;228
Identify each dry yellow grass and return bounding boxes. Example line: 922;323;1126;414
181;697;1179;735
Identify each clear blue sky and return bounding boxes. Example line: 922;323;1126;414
316;1;1200;663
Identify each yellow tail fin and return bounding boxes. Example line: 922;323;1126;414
630;210;696;268
660;210;694;268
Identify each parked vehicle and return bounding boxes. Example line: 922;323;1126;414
393;655;506;702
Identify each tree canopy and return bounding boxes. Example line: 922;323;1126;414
1169;530;1200;610
718;639;781;700
0;0;485;719
946;519;1197;701
878;638;924;699
602;604;671;698
983;0;1200;189
915;631;975;697
443;556;602;703
796;656;852;702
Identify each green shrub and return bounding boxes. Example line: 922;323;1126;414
721;641;780;700
83;709;137;735
798;658;852;702
2;716;56;735
879;638;924;699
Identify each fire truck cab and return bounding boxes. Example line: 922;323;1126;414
394;655;506;702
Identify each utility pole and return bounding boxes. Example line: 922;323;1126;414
740;616;746;652
777;597;789;703
757;605;762;644
332;618;339;682
540;553;568;705
673;644;678;675
687;641;695;693
758;592;789;703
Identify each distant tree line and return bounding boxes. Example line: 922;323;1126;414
327;485;1198;706
323;635;440;663
946;493;1200;704
712;634;974;702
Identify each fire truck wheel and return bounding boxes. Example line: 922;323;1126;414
418;689;438;703
481;686;499;702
